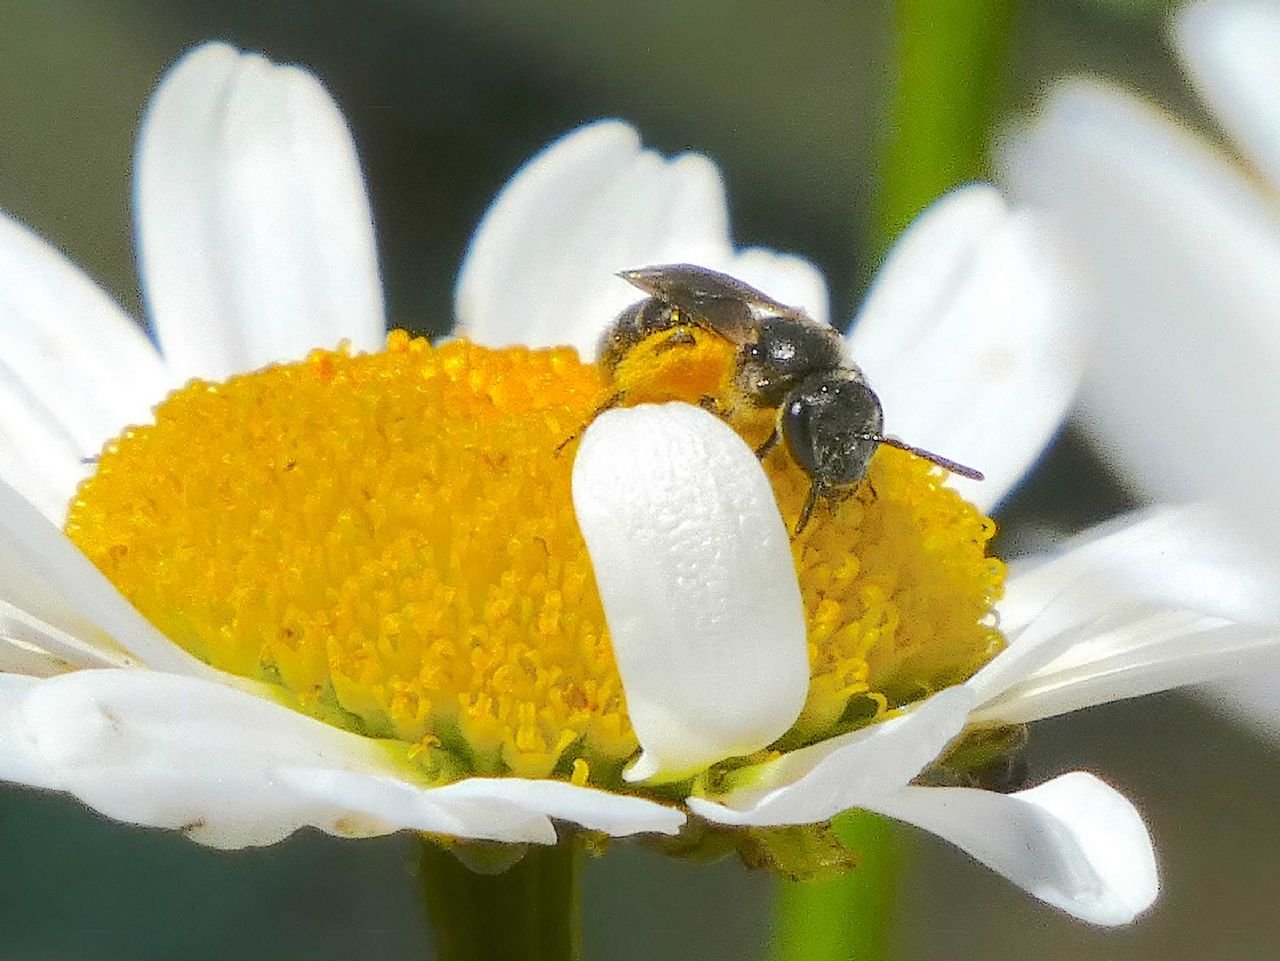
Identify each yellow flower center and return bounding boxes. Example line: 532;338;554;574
67;330;1003;788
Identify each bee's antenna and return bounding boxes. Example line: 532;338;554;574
857;434;984;481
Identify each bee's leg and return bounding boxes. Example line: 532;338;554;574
555;392;624;455
754;426;781;460
795;482;824;537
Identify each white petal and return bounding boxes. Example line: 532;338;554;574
272;768;557;845
282;771;687;844
999;80;1280;508
416;777;684;838
971;618;1279;727
687;686;972;827
863;773;1157;926
0;375;85;524
571;403;808;783
968;505;1280;723
136;42;384;381
0;669;680;848
719;247;830;327
1;669;405;848
0;673;50;786
1175;0;1280;189
0;636;74;678
1197;657;1280;739
455;121;735;358
0;600;129;674
0;213;170;519
1000;505;1280;639
847;185;1085;509
0;478;211;676
851;185;1007;354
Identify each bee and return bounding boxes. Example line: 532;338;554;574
597;264;983;534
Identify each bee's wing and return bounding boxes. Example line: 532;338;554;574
619;264;807;342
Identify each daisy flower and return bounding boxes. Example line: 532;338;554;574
998;0;1280;735
1;41;1276;930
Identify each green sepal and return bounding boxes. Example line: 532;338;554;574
919;723;1029;791
738;823;861;883
646;818;860;882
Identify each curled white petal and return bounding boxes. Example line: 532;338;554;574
864;773;1157;926
687;687;973;827
572;403;808;783
1175;0;1280;189
0;478;211;676
137;42;384;381
0;213;169;520
848;184;1087;510
999;80;1280;508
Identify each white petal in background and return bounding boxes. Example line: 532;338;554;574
454;121;831;357
1001;14;1280;741
714;246;830;327
0;214;170;521
847;184;1088;511
0;670;684;850
456;121;731;357
136;42;385;382
1176;0;1280;190
572;403;809;784
998;79;1280;511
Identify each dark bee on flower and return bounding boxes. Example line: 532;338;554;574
599;264;983;534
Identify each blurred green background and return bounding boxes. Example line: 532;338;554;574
1;1;1275;959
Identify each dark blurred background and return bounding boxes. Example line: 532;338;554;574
1;1;1274;959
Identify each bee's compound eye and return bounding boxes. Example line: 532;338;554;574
781;371;884;489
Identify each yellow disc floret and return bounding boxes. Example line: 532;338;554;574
67;329;1003;789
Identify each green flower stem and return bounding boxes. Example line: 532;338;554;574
870;0;1018;259
775;4;1018;960
419;840;582;961
773;812;904;961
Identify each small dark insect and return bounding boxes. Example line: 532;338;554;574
599;264;983;534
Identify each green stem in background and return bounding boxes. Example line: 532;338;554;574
870;0;1019;259
420;840;582;961
775;4;1019;961
772;812;905;961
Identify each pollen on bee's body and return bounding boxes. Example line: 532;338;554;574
67;329;1004;789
